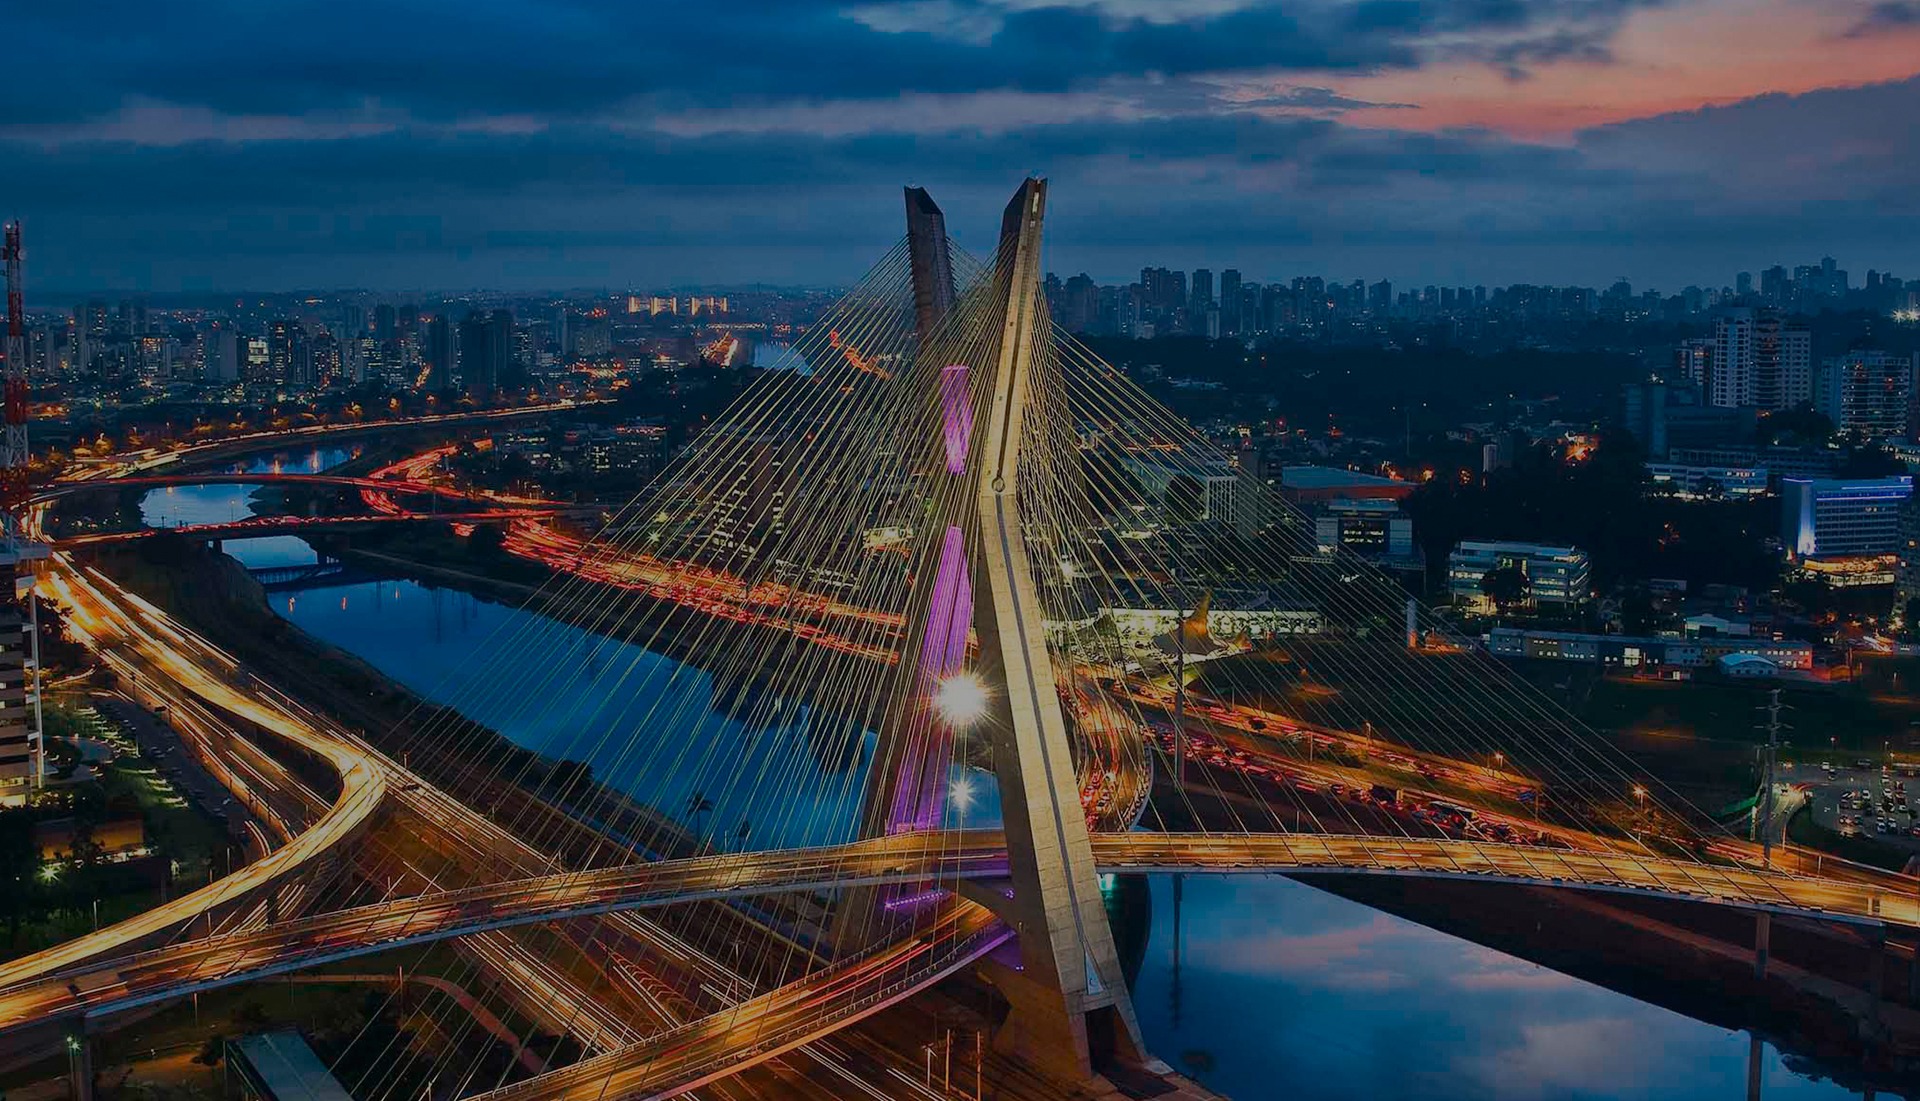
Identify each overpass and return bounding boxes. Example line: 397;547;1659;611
35;471;480;505
55;508;583;547
71;401;607;481
8;828;1913;1034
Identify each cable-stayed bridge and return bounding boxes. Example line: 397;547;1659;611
14;180;1917;1100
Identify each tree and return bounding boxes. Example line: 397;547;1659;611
468;523;506;558
686;792;714;844
1480;565;1529;613
0;809;39;945
1162;474;1206;525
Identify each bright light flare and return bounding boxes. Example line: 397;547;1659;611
950;773;977;813
934;672;990;728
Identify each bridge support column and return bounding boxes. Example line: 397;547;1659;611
969;178;1145;1083
1746;1034;1762;1101
65;1028;93;1101
1907;943;1919;1007
1753;911;1771;979
1868;925;1886;1042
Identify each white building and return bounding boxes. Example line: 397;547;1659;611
1646;462;1769;499
1711;309;1812;411
1447;540;1592;610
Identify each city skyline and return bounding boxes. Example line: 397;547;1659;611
5;1;1919;292
20;247;1914;306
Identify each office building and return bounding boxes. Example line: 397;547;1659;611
1488;627;1811;672
1313;498;1419;566
1646;462;1769;498
1781;476;1913;558
1447;540;1592;611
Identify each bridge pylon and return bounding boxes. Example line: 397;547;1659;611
966;178;1146;1080
846;178;1145;1082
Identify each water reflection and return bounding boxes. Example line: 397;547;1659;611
136;445;361;569
1133;875;1861;1100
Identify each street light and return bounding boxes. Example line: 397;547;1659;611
934;673;990;729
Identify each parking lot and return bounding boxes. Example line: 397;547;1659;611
1799;760;1920;849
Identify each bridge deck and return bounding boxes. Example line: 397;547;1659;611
5;830;1913;1034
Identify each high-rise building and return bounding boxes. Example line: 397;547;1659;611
1710;310;1756;408
424;315;455;392
1760;266;1789;305
1782;476;1913;558
1815;351;1915;438
1710;309;1810;411
1673;337;1714;388
1753;312;1812;411
267;320;313;388
1897;495;1920;611
1190;268;1213;313
235;335;268;384
1367;280;1391;316
458;309;514;397
1219;270;1242;333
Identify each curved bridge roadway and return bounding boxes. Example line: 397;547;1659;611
57;509;575;547
0;553;391;988
9;827;1917;1034
34;472;471;505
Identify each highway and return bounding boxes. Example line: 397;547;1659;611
13;824;1920;1034
29;523;954;1100
34;471;477;505
32;422;1920;1100
57;509;576;547
0;550;389;988
466;904;1010;1101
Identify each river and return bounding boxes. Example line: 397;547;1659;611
133;454;1867;1100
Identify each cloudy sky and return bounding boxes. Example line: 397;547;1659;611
8;0;1919;293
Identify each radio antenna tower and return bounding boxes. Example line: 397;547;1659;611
1;222;48;796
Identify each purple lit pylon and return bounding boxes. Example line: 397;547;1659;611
886;364;974;832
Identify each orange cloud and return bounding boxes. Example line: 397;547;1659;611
1324;0;1920;139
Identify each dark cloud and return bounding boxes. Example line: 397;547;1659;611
7;0;1661;125
13;76;1916;292
1236;86;1417;111
1842;0;1920;37
4;1;1913;292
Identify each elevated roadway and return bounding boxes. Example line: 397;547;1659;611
34;472;469;505
56;509;577;547
0;551;389;987
11;828;1919;1034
